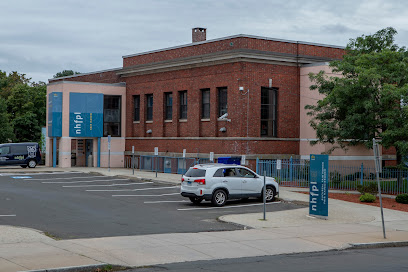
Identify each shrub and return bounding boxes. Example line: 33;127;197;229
356;183;378;195
396;194;408;204
330;171;342;183
360;193;376;203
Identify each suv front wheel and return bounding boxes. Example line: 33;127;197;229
211;189;227;207
260;186;276;202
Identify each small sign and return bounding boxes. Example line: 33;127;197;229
12;176;32;179
373;139;382;173
132;146;135;154
108;135;111;150
309;154;329;218
154;147;158;156
276;159;282;170
182;149;186;158
210;152;214;162
241;155;246;165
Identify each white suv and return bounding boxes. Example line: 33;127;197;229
180;163;279;206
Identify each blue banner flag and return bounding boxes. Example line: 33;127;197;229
309;154;329;218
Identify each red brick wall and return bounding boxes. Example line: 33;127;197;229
123;37;344;67
125;61;300;156
49;70;123;84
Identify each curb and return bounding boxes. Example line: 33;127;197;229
21;263;128;272
349;240;408;249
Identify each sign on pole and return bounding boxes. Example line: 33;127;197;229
182;149;186;158
241;155;246;165
210;152;214;162
108;135;111;150
276;159;282;170
309;154;329;219
154;147;158;156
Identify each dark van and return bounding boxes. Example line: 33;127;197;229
0;142;41;168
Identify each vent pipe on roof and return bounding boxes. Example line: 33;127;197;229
192;27;206;43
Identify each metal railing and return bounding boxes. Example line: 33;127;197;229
256;158;408;195
124;155;210;175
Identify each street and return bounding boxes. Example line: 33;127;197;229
125;246;408;272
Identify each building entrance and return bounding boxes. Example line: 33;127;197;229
71;139;93;167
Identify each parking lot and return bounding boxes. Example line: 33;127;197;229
0;171;303;239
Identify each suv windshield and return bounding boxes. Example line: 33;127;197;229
185;168;206;177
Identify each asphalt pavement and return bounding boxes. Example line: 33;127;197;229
0;171;302;239
0;166;407;272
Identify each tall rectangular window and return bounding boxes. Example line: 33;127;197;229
201;89;210;119
218;87;228;117
261;87;277;137
179;91;187;119
146;94;153;121
133;95;140;121
103;95;121;137
165;92;173;120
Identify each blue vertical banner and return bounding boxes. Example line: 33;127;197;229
48;92;63;137
309;154;329;218
69;93;103;137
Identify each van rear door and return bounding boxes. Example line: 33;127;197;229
0;145;12;166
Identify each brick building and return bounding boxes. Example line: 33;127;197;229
49;28;380;169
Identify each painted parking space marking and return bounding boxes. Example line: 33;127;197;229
63;182;153;188
177;201;282;211
12;176;32;179
112;193;180;197
0;214;16;217
144;200;188;203
1;171;82;176
86;185;180;192
42;179;128;184
29;176;112;181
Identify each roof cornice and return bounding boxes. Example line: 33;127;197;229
117;49;337;77
122;34;344;59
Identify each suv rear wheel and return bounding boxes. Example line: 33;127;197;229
211;189;227;207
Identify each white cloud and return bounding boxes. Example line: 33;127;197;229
0;0;407;82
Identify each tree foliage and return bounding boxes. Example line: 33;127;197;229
306;27;408;166
0;71;46;144
53;70;80;78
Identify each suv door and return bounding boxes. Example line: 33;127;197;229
238;167;263;196
212;167;241;198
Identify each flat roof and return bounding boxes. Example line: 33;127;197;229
48;67;122;82
122;34;345;59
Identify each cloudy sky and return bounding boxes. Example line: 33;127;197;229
1;0;408;83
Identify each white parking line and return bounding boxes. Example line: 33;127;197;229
28;176;112;181
0;171;81;176
87;186;180;192
113;193;180;197
0;214;16;217
42;179;128;184
144;200;188;203
63;182;153;188
177;201;282;211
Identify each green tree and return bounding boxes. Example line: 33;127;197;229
306;27;408;173
53;70;80;78
0;98;14;143
6;83;46;143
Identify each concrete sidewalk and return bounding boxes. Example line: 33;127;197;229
1;166;408;272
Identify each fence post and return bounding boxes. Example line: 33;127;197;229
360;163;364;186
289;156;293;182
256;158;259;174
